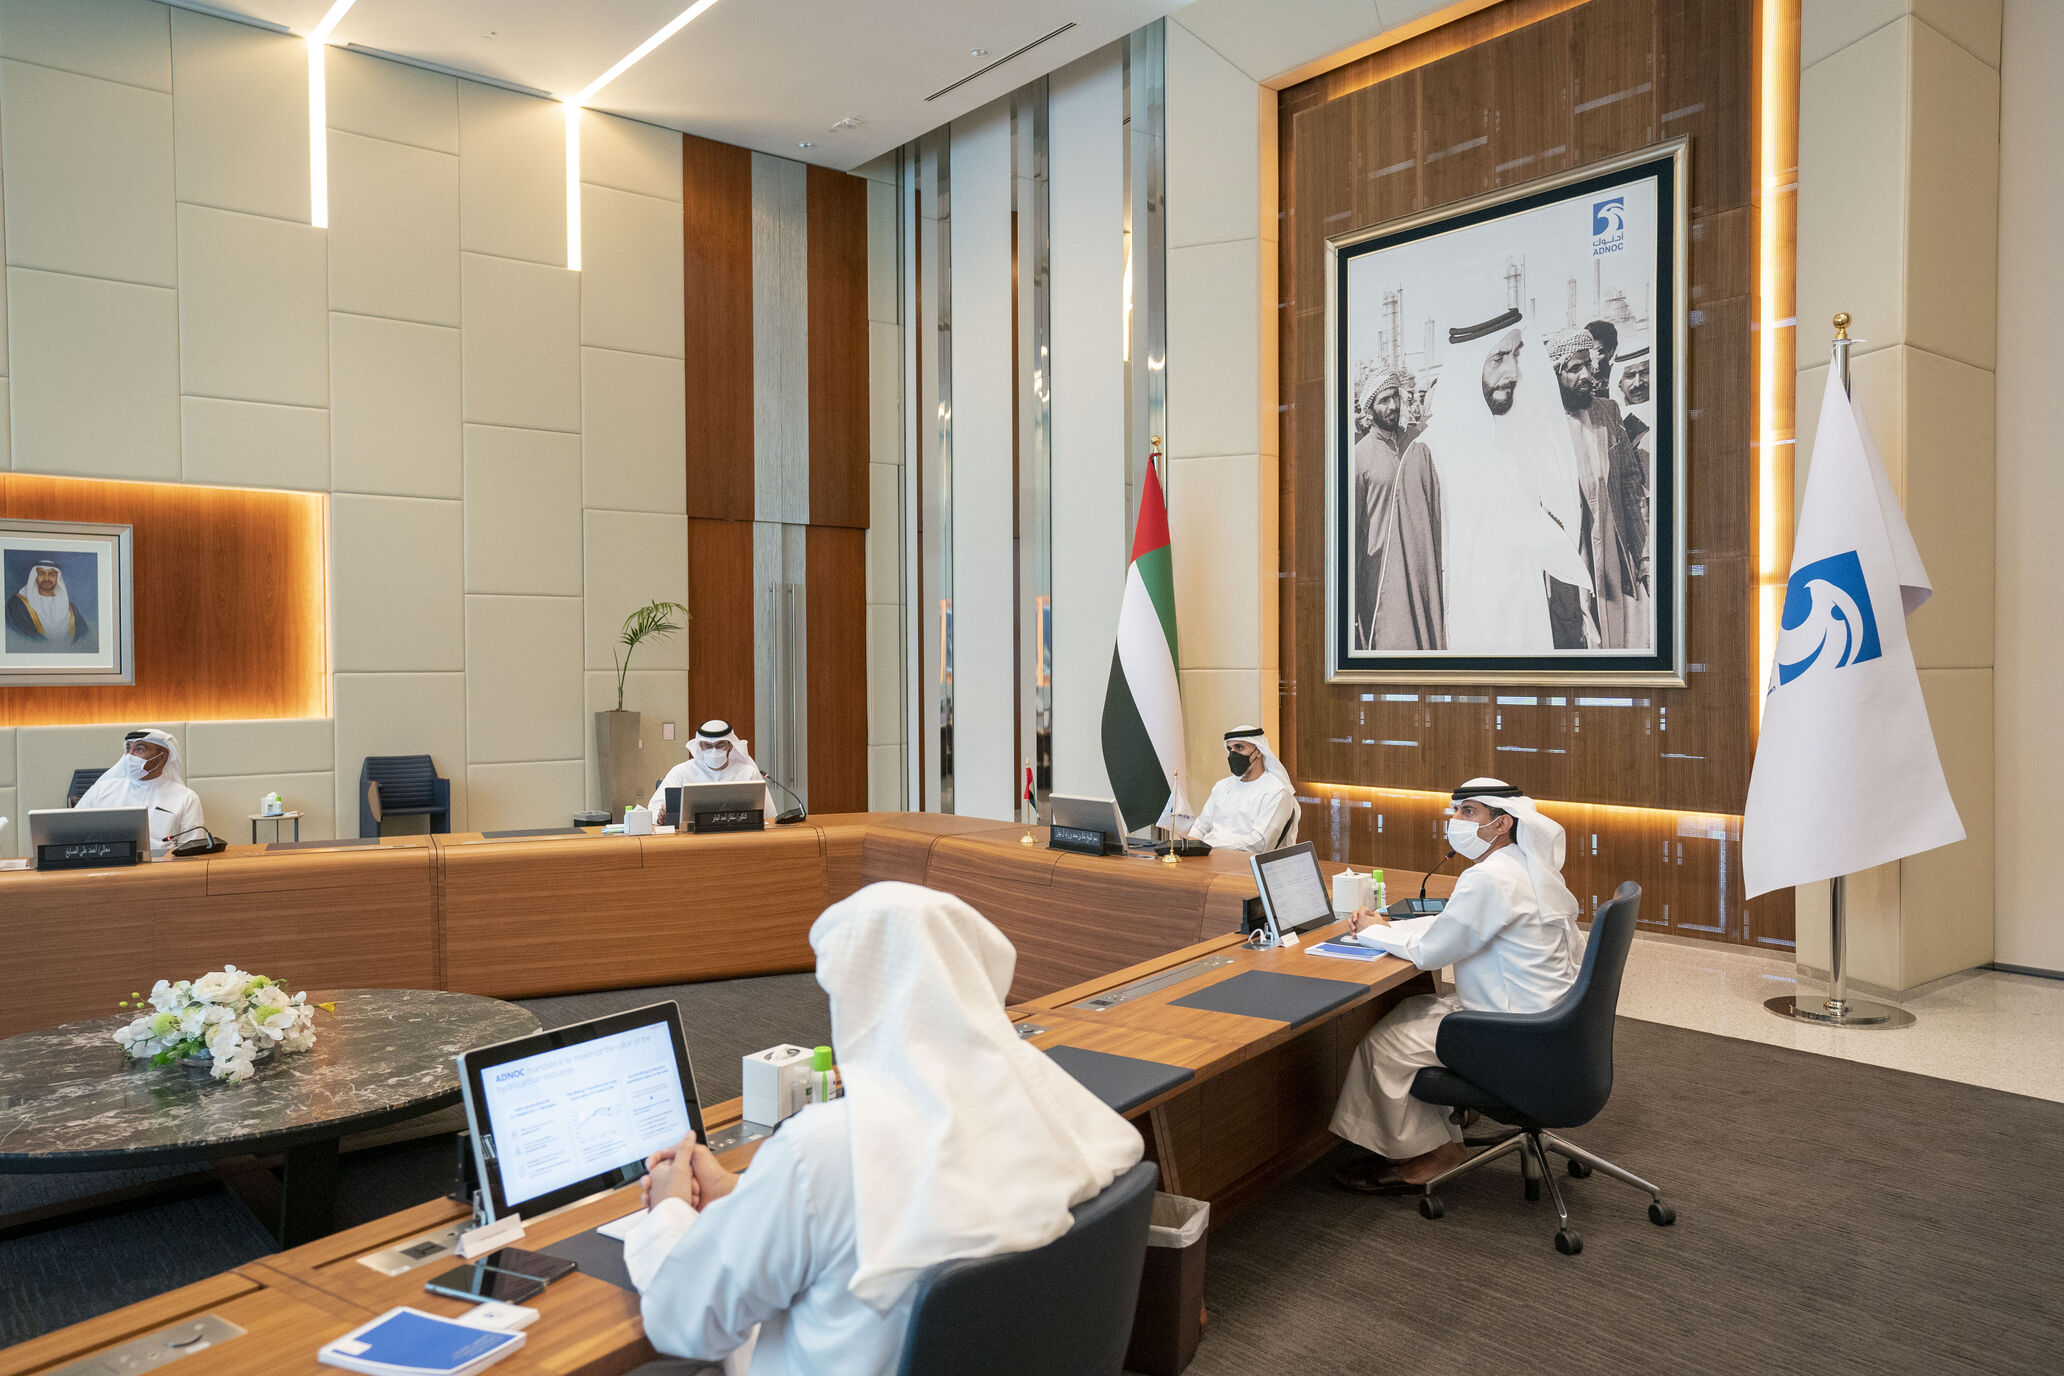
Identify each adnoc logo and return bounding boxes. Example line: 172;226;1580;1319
1591;196;1626;256
1773;550;1882;688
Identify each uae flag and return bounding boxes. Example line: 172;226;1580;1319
1102;462;1193;831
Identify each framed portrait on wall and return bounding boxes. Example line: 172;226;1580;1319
0;518;135;686
1325;138;1688;685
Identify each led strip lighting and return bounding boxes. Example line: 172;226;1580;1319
304;0;357;228
562;0;727;270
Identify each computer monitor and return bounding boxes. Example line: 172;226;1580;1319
1250;842;1336;943
674;779;766;827
28;807;151;869
457;1002;706;1224
1047;794;1128;851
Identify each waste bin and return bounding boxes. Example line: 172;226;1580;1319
1126;1192;1209;1376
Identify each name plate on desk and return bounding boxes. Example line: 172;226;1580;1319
693;808;764;835
1048;824;1109;856
37;839;143;870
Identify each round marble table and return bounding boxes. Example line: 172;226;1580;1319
0;988;539;1244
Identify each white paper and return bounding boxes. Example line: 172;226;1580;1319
597;1209;647;1241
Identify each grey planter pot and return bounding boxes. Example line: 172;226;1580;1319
594;708;646;816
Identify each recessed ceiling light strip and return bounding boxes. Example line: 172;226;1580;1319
562;0;729;271
305;0;358;228
924;23;1078;102
576;0;726;104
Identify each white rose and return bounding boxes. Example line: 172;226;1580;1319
250;983;290;1011
190;970;249;1005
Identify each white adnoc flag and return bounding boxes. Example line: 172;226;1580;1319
1743;380;1964;897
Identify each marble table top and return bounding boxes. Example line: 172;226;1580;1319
0;988;539;1169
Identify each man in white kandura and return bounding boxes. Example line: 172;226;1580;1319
75;729;206;852
647;720;774;820
1186;724;1299;853
625;882;1143;1376
1329;777;1584;1193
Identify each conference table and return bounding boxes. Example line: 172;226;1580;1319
0;813;1455;1374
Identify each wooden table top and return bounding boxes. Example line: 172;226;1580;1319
1014;918;1426;1084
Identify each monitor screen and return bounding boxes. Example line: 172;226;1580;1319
459;1003;704;1222
1251;843;1335;938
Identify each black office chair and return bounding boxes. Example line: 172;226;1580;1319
1408;881;1673;1254
895;1161;1158;1376
65;767;107;807
358;755;451;838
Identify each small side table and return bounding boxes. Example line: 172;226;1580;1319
249;810;304;844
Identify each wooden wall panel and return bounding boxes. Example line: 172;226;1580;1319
806;164;871;529
1276;0;1790;945
688;517;756;746
683;133;755;522
805;524;867;812
0;474;326;726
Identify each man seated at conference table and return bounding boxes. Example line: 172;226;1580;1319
648;719;776;821
1184;723;1299;852
74;728;206;851
623;881;1142;1375
1328;776;1585;1193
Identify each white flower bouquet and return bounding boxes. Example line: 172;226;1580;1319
112;967;326;1083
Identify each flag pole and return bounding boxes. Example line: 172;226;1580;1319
1764;313;1916;1030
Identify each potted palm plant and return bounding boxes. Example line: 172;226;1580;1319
595;600;689;815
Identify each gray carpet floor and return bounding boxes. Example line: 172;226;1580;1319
5;978;2061;1373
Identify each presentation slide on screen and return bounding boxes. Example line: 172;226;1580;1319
481;1025;693;1208
1261;854;1331;927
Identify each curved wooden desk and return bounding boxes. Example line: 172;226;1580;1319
0;814;1322;1039
3;817;1464;1376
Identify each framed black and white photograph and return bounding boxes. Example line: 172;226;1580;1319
1326;139;1687;685
0;518;134;686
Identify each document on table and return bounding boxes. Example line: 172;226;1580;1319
1307;940;1384;962
597;1209;646;1241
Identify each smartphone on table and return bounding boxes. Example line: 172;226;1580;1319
423;1247;577;1304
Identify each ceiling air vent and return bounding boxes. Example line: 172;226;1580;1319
924;23;1078;102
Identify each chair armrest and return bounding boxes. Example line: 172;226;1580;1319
365;779;383;823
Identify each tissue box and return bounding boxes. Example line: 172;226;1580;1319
742;1044;814;1126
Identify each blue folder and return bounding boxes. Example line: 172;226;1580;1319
318;1307;521;1374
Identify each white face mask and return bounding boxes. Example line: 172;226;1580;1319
1445;816;1494;860
700;745;732;770
114;752;148;781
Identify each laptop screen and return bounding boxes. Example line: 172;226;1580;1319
459;1002;704;1222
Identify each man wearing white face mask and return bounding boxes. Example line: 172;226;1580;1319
647;720;775;821
1327;777;1585;1193
75;729;206;851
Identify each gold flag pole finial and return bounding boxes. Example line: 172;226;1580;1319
1832;312;1851;340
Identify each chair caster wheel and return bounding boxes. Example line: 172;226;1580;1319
1566;1158;1592;1178
1555;1228;1583;1255
1419;1195;1444;1220
1648;1201;1676;1226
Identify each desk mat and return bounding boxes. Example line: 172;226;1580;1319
479;827;585;839
540;1226;635;1292
1167;969;1369;1027
1043;1046;1194;1114
265;836;380;851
